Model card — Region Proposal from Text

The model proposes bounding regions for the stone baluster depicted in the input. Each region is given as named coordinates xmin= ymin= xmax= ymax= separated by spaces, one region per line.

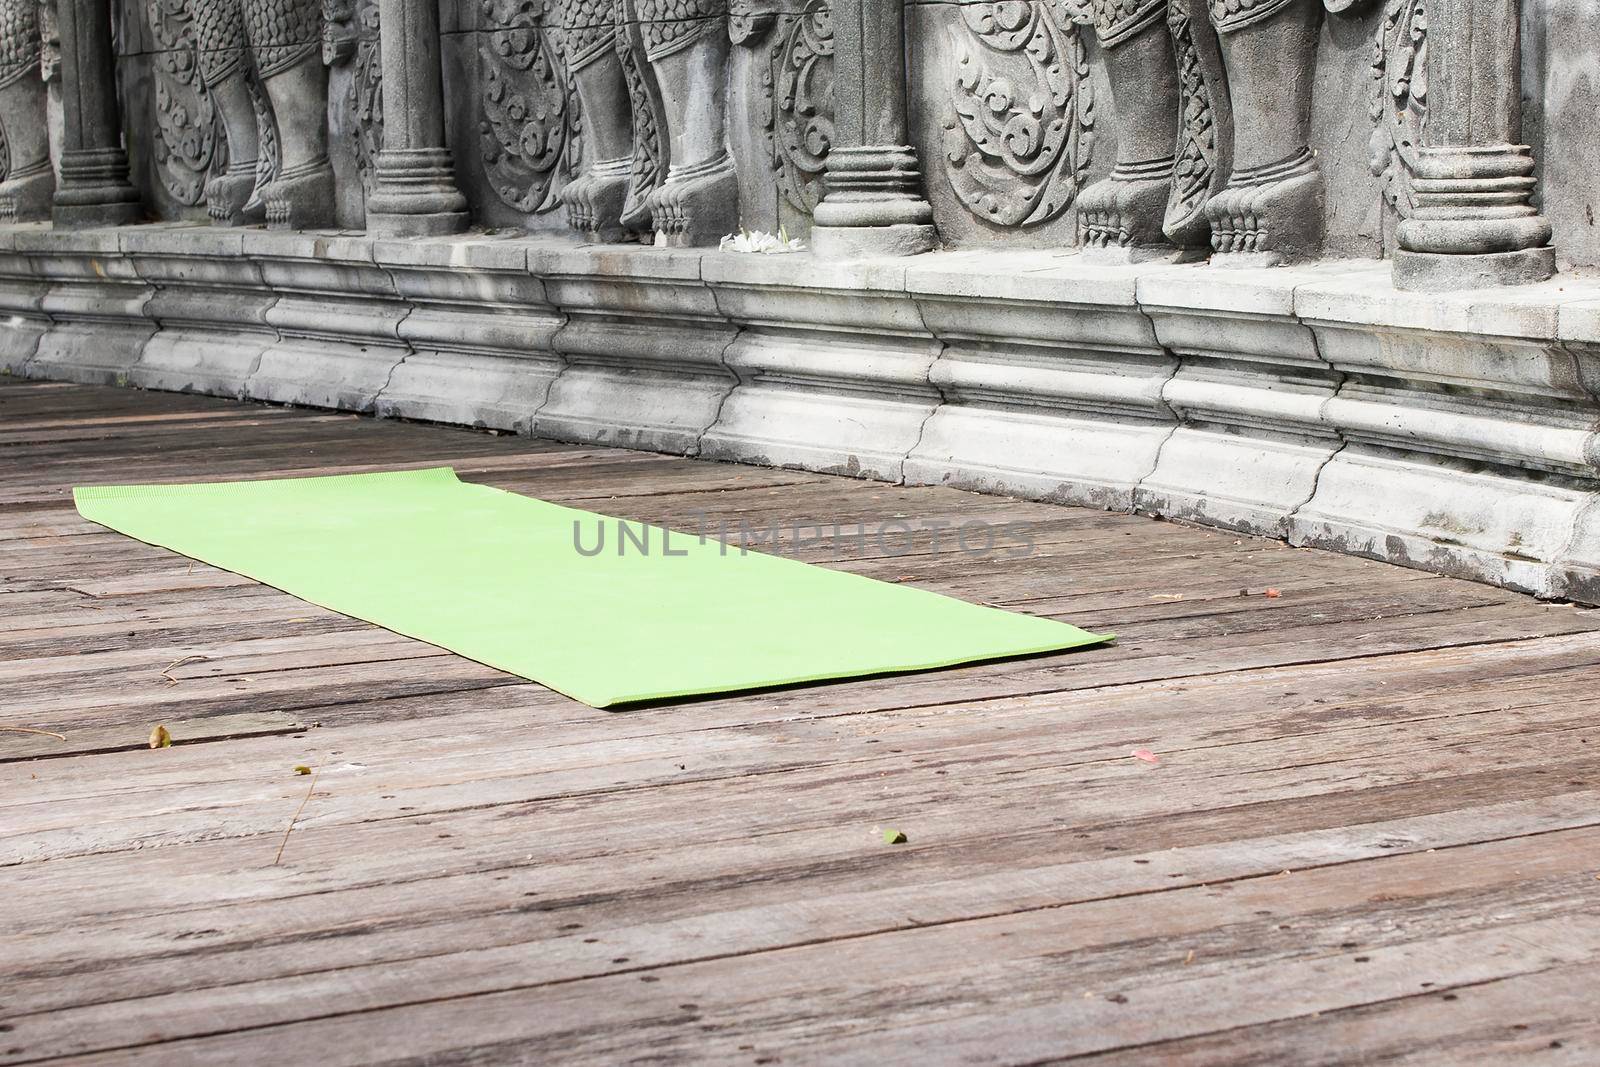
xmin=363 ymin=0 xmax=469 ymax=236
xmin=1393 ymin=0 xmax=1554 ymax=290
xmin=809 ymin=0 xmax=935 ymax=258
xmin=51 ymin=0 xmax=141 ymax=228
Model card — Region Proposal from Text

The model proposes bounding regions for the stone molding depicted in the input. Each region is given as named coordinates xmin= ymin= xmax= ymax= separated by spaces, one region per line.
xmin=7 ymin=222 xmax=1600 ymax=603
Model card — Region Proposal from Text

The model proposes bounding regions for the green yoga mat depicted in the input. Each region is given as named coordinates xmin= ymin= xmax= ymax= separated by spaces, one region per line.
xmin=74 ymin=468 xmax=1113 ymax=707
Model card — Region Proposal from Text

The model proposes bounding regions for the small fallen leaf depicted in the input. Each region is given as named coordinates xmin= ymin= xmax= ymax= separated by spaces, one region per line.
xmin=149 ymin=724 xmax=172 ymax=749
xmin=1131 ymin=748 xmax=1160 ymax=764
xmin=293 ymin=764 xmax=312 ymax=776
xmin=1183 ymin=950 xmax=1195 ymax=965
xmin=1265 ymin=588 xmax=1282 ymax=599
xmin=882 ymin=828 xmax=908 ymax=845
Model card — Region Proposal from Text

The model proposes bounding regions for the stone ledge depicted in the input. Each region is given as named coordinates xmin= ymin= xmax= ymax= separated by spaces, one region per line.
xmin=6 ymin=222 xmax=1600 ymax=603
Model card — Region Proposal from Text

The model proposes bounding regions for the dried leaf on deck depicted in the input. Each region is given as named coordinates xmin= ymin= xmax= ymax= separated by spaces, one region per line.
xmin=882 ymin=828 xmax=908 ymax=845
xmin=1131 ymin=748 xmax=1160 ymax=764
xmin=149 ymin=724 xmax=172 ymax=749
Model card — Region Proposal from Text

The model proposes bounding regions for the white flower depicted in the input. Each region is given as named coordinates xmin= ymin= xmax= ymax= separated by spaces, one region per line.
xmin=719 ymin=227 xmax=807 ymax=254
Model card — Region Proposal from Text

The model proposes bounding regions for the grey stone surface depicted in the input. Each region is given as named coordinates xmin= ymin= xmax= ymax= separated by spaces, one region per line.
xmin=11 ymin=227 xmax=1600 ymax=604
xmin=124 ymin=226 xmax=277 ymax=396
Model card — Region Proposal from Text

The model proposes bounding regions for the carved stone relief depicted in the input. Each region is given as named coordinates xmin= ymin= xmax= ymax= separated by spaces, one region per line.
xmin=732 ymin=0 xmax=834 ymax=216
xmin=325 ymin=0 xmax=383 ymax=191
xmin=0 ymin=0 xmax=55 ymax=221
xmin=187 ymin=0 xmax=336 ymax=228
xmin=940 ymin=0 xmax=1096 ymax=229
xmin=146 ymin=0 xmax=219 ymax=206
xmin=1369 ymin=0 xmax=1424 ymax=218
xmin=1202 ymin=0 xmax=1328 ymax=263
xmin=1077 ymin=0 xmax=1208 ymax=258
xmin=549 ymin=0 xmax=736 ymax=244
xmin=1163 ymin=0 xmax=1230 ymax=245
xmin=481 ymin=0 xmax=578 ymax=215
xmin=631 ymin=0 xmax=740 ymax=244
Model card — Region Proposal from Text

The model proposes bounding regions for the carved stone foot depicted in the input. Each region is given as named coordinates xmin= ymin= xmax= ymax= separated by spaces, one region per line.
xmin=0 ymin=163 xmax=54 ymax=223
xmin=561 ymin=158 xmax=634 ymax=242
xmin=648 ymin=151 xmax=740 ymax=248
xmin=262 ymin=159 xmax=337 ymax=230
xmin=1078 ymin=158 xmax=1195 ymax=263
xmin=1206 ymin=148 xmax=1325 ymax=266
xmin=205 ymin=165 xmax=266 ymax=226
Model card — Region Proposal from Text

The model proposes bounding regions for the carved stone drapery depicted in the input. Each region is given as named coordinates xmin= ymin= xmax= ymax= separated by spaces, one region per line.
xmin=0 ymin=0 xmax=55 ymax=221
xmin=1393 ymin=0 xmax=1554 ymax=289
xmin=731 ymin=0 xmax=835 ymax=216
xmin=1078 ymin=0 xmax=1227 ymax=260
xmin=363 ymin=0 xmax=469 ymax=235
xmin=940 ymin=1 xmax=1095 ymax=231
xmin=1165 ymin=0 xmax=1230 ymax=244
xmin=480 ymin=0 xmax=578 ymax=217
xmin=52 ymin=0 xmax=143 ymax=227
xmin=812 ymin=0 xmax=935 ymax=257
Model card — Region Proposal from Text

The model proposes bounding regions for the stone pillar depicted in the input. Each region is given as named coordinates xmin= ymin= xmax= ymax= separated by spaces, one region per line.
xmin=1393 ymin=0 xmax=1554 ymax=290
xmin=51 ymin=0 xmax=141 ymax=228
xmin=363 ymin=0 xmax=468 ymax=236
xmin=810 ymin=0 xmax=935 ymax=258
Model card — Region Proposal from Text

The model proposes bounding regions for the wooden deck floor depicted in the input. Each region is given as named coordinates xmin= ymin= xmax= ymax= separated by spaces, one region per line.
xmin=5 ymin=377 xmax=1600 ymax=1065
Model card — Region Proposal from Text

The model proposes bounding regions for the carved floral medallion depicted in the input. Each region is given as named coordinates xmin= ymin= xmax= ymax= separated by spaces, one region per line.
xmin=942 ymin=0 xmax=1096 ymax=228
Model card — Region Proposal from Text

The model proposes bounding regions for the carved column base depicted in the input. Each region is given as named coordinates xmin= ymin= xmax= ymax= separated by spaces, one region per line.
xmin=648 ymin=150 xmax=740 ymax=248
xmin=1206 ymin=148 xmax=1325 ymax=267
xmin=364 ymin=149 xmax=468 ymax=236
xmin=52 ymin=148 xmax=142 ymax=229
xmin=811 ymin=145 xmax=936 ymax=258
xmin=562 ymin=157 xmax=635 ymax=243
xmin=1392 ymin=247 xmax=1557 ymax=292
xmin=1394 ymin=144 xmax=1555 ymax=291
xmin=0 ymin=161 xmax=55 ymax=223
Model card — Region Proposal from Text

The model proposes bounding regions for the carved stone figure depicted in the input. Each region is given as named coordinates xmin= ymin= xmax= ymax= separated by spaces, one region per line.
xmin=1080 ymin=1 xmax=1171 ymax=254
xmin=549 ymin=0 xmax=736 ymax=245
xmin=0 ymin=0 xmax=54 ymax=221
xmin=630 ymin=0 xmax=740 ymax=245
xmin=191 ymin=0 xmax=334 ymax=228
xmin=548 ymin=0 xmax=636 ymax=237
xmin=1203 ymin=0 xmax=1328 ymax=264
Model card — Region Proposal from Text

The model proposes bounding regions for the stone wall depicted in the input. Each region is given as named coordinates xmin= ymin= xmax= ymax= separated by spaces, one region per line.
xmin=6 ymin=0 xmax=1600 ymax=605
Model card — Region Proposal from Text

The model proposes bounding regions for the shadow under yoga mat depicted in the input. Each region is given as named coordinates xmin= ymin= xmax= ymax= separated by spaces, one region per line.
xmin=74 ymin=468 xmax=1114 ymax=707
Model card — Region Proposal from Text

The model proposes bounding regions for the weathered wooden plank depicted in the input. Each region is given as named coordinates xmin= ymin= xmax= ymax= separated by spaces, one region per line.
xmin=12 ymin=831 xmax=1600 ymax=1064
